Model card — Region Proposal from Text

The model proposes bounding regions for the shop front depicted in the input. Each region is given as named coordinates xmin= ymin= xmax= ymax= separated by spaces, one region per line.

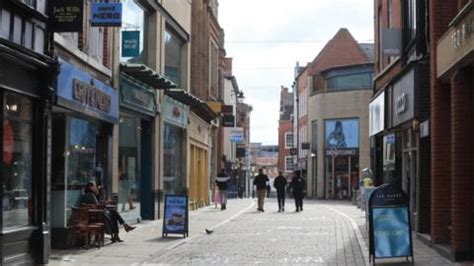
xmin=1 ymin=51 xmax=52 ymax=264
xmin=388 ymin=67 xmax=419 ymax=227
xmin=50 ymin=59 xmax=119 ymax=248
xmin=324 ymin=118 xmax=359 ymax=199
xmin=434 ymin=3 xmax=474 ymax=259
xmin=188 ymin=112 xmax=210 ymax=207
xmin=119 ymin=75 xmax=156 ymax=221
xmin=162 ymin=96 xmax=188 ymax=197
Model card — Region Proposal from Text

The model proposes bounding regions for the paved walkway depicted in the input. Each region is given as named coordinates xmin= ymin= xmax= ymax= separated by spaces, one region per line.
xmin=48 ymin=199 xmax=255 ymax=265
xmin=48 ymin=198 xmax=456 ymax=265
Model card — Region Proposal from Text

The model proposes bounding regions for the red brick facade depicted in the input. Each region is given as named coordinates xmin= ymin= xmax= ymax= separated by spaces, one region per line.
xmin=278 ymin=121 xmax=293 ymax=173
xmin=429 ymin=0 xmax=473 ymax=261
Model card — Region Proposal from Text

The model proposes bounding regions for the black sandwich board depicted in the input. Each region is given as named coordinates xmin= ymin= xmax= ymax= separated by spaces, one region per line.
xmin=368 ymin=184 xmax=414 ymax=264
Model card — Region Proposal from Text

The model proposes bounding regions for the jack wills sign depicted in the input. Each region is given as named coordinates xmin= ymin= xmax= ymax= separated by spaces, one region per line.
xmin=56 ymin=58 xmax=119 ymax=124
xmin=51 ymin=0 xmax=84 ymax=32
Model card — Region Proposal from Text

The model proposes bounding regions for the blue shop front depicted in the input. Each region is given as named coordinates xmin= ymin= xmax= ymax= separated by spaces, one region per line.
xmin=50 ymin=58 xmax=119 ymax=248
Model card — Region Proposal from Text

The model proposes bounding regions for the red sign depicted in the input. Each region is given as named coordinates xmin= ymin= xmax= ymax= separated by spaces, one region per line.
xmin=3 ymin=121 xmax=15 ymax=165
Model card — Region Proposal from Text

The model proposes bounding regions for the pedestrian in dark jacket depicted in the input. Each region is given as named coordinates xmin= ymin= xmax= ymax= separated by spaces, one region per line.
xmin=273 ymin=171 xmax=288 ymax=212
xmin=290 ymin=171 xmax=306 ymax=212
xmin=215 ymin=169 xmax=230 ymax=210
xmin=253 ymin=168 xmax=269 ymax=212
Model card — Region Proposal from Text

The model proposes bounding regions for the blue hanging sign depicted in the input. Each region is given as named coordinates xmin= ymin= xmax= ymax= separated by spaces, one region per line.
xmin=162 ymin=195 xmax=189 ymax=237
xmin=91 ymin=3 xmax=122 ymax=27
xmin=122 ymin=31 xmax=140 ymax=57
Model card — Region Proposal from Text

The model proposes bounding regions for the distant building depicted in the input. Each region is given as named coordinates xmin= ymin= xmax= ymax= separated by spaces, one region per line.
xmin=304 ymin=28 xmax=374 ymax=199
xmin=277 ymin=86 xmax=295 ymax=178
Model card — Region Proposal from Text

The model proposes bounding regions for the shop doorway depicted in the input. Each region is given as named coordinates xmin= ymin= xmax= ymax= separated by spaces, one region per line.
xmin=140 ymin=119 xmax=153 ymax=219
xmin=402 ymin=128 xmax=417 ymax=229
xmin=325 ymin=155 xmax=359 ymax=199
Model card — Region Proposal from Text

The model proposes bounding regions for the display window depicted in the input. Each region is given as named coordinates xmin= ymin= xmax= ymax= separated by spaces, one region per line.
xmin=163 ymin=123 xmax=184 ymax=195
xmin=2 ymin=92 xmax=33 ymax=229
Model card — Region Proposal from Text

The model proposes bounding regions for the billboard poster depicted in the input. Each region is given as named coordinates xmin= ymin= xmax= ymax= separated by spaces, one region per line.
xmin=162 ymin=195 xmax=188 ymax=237
xmin=325 ymin=118 xmax=359 ymax=149
xmin=372 ymin=207 xmax=411 ymax=257
xmin=91 ymin=3 xmax=122 ymax=27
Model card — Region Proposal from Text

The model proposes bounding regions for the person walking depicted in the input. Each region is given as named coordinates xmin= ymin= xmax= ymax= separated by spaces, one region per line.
xmin=273 ymin=171 xmax=288 ymax=212
xmin=215 ymin=169 xmax=230 ymax=210
xmin=290 ymin=170 xmax=306 ymax=212
xmin=253 ymin=168 xmax=269 ymax=212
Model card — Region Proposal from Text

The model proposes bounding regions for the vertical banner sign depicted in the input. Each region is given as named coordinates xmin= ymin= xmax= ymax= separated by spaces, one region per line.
xmin=162 ymin=195 xmax=189 ymax=237
xmin=122 ymin=31 xmax=140 ymax=57
xmin=50 ymin=0 xmax=84 ymax=32
xmin=368 ymin=184 xmax=413 ymax=263
xmin=91 ymin=3 xmax=122 ymax=27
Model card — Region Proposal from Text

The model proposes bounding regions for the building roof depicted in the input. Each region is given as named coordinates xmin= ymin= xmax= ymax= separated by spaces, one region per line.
xmin=358 ymin=43 xmax=375 ymax=62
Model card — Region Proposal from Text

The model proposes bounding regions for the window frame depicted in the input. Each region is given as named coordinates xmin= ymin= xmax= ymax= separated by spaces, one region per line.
xmin=284 ymin=156 xmax=294 ymax=173
xmin=164 ymin=27 xmax=186 ymax=88
xmin=285 ymin=132 xmax=294 ymax=149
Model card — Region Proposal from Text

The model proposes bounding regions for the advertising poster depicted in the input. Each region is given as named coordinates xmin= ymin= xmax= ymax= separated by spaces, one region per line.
xmin=372 ymin=207 xmax=411 ymax=258
xmin=163 ymin=195 xmax=188 ymax=237
xmin=325 ymin=118 xmax=359 ymax=149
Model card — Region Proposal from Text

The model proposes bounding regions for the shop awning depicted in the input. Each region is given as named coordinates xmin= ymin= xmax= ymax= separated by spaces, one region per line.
xmin=120 ymin=63 xmax=177 ymax=89
xmin=165 ymin=89 xmax=218 ymax=123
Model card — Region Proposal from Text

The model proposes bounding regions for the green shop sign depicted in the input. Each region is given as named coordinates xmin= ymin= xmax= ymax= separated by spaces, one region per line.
xmin=120 ymin=75 xmax=156 ymax=116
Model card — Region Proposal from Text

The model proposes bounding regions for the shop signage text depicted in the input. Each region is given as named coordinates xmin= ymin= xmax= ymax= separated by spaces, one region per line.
xmin=223 ymin=115 xmax=235 ymax=127
xmin=437 ymin=7 xmax=474 ymax=78
xmin=50 ymin=0 xmax=84 ymax=32
xmin=73 ymin=79 xmax=111 ymax=113
xmin=325 ymin=148 xmax=358 ymax=157
xmin=162 ymin=195 xmax=188 ymax=238
xmin=120 ymin=76 xmax=156 ymax=116
xmin=91 ymin=3 xmax=122 ymax=27
xmin=56 ymin=58 xmax=119 ymax=124
xmin=122 ymin=31 xmax=140 ymax=57
xmin=395 ymin=92 xmax=407 ymax=115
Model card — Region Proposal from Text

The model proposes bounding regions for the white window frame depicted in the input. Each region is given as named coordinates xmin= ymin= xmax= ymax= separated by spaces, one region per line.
xmin=284 ymin=156 xmax=294 ymax=172
xmin=285 ymin=132 xmax=293 ymax=149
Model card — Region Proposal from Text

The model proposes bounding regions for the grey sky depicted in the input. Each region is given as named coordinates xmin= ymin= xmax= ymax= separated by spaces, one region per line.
xmin=219 ymin=0 xmax=374 ymax=145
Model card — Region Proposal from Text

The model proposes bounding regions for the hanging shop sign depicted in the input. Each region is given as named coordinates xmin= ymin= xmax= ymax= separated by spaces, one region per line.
xmin=122 ymin=31 xmax=140 ymax=57
xmin=420 ymin=120 xmax=429 ymax=138
xmin=120 ymin=75 xmax=155 ymax=116
xmin=369 ymin=91 xmax=385 ymax=136
xmin=223 ymin=115 xmax=235 ymax=127
xmin=382 ymin=28 xmax=401 ymax=56
xmin=368 ymin=184 xmax=413 ymax=263
xmin=50 ymin=0 xmax=84 ymax=32
xmin=162 ymin=195 xmax=188 ymax=238
xmin=229 ymin=127 xmax=244 ymax=143
xmin=91 ymin=3 xmax=122 ymax=27
xmin=301 ymin=142 xmax=310 ymax=150
xmin=56 ymin=58 xmax=119 ymax=124
xmin=163 ymin=96 xmax=188 ymax=128
xmin=222 ymin=105 xmax=233 ymax=114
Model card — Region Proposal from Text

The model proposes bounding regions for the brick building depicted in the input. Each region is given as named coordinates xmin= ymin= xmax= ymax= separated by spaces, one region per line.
xmin=371 ymin=0 xmax=431 ymax=238
xmin=429 ymin=0 xmax=473 ymax=261
xmin=305 ymin=28 xmax=373 ymax=199
xmin=278 ymin=86 xmax=295 ymax=176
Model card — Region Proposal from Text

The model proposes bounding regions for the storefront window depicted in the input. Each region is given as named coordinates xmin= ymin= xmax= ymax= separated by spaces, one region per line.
xmin=2 ymin=93 xmax=33 ymax=229
xmin=119 ymin=116 xmax=141 ymax=212
xmin=165 ymin=30 xmax=183 ymax=87
xmin=163 ymin=123 xmax=183 ymax=195
xmin=121 ymin=2 xmax=145 ymax=63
